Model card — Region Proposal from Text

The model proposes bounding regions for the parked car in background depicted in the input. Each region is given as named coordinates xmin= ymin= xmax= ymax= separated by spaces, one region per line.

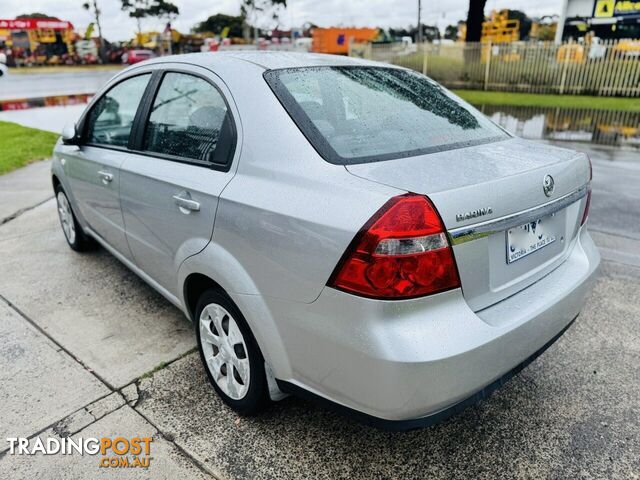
xmin=121 ymin=49 xmax=156 ymax=65
xmin=52 ymin=52 xmax=599 ymax=430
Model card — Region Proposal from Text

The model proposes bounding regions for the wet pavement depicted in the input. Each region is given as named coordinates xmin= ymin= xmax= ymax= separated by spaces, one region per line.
xmin=0 ymin=70 xmax=117 ymax=101
xmin=481 ymin=104 xmax=640 ymax=149
xmin=0 ymin=104 xmax=87 ymax=134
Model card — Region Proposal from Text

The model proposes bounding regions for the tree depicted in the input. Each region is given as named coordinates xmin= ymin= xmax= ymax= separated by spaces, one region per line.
xmin=240 ymin=0 xmax=287 ymax=40
xmin=82 ymin=0 xmax=105 ymax=62
xmin=193 ymin=14 xmax=245 ymax=38
xmin=465 ymin=0 xmax=487 ymax=42
xmin=444 ymin=24 xmax=459 ymax=41
xmin=16 ymin=13 xmax=60 ymax=19
xmin=121 ymin=0 xmax=179 ymax=34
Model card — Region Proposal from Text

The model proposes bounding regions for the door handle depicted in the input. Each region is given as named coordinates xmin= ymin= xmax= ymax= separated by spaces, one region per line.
xmin=98 ymin=170 xmax=113 ymax=184
xmin=173 ymin=193 xmax=200 ymax=213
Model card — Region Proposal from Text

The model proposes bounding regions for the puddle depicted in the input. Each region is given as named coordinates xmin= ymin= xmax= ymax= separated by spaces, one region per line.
xmin=476 ymin=105 xmax=640 ymax=149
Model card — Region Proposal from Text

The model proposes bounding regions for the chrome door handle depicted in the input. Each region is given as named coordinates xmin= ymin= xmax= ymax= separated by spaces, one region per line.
xmin=173 ymin=193 xmax=200 ymax=213
xmin=98 ymin=171 xmax=113 ymax=184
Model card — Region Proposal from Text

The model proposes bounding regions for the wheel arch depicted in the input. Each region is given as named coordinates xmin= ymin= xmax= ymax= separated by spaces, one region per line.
xmin=183 ymin=273 xmax=226 ymax=322
xmin=178 ymin=248 xmax=293 ymax=380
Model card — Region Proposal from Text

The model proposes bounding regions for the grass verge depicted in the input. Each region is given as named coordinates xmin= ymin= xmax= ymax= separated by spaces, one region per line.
xmin=0 ymin=121 xmax=58 ymax=175
xmin=452 ymin=90 xmax=640 ymax=112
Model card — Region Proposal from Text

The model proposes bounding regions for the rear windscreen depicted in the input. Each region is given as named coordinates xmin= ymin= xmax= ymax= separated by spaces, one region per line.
xmin=264 ymin=66 xmax=509 ymax=165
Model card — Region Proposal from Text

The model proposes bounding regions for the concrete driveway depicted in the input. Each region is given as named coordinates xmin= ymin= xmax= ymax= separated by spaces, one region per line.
xmin=0 ymin=144 xmax=638 ymax=479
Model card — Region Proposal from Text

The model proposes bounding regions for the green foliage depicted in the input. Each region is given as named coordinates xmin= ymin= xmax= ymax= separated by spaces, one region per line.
xmin=15 ymin=13 xmax=59 ymax=19
xmin=453 ymin=90 xmax=640 ymax=111
xmin=444 ymin=25 xmax=459 ymax=41
xmin=193 ymin=14 xmax=245 ymax=37
xmin=121 ymin=0 xmax=179 ymax=25
xmin=0 ymin=122 xmax=59 ymax=175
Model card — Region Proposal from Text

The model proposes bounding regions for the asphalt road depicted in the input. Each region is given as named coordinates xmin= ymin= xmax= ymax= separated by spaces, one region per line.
xmin=0 ymin=70 xmax=117 ymax=100
xmin=0 ymin=142 xmax=638 ymax=479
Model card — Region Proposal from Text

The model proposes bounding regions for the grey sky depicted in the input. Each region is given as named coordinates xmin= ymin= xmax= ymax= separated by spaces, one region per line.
xmin=2 ymin=0 xmax=567 ymax=41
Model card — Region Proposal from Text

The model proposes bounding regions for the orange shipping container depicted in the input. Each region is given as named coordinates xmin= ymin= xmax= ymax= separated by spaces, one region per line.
xmin=312 ymin=27 xmax=378 ymax=55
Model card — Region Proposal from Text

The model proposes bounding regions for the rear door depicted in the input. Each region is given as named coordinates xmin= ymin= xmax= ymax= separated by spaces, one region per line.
xmin=62 ymin=73 xmax=151 ymax=259
xmin=119 ymin=67 xmax=238 ymax=296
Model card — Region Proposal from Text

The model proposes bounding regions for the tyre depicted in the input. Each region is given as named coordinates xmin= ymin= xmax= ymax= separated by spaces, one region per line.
xmin=55 ymin=185 xmax=95 ymax=251
xmin=195 ymin=289 xmax=269 ymax=415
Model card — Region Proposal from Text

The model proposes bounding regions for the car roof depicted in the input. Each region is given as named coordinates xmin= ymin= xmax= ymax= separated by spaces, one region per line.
xmin=141 ymin=51 xmax=392 ymax=71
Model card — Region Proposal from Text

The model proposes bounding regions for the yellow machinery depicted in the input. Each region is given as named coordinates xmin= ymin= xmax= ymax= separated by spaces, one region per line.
xmin=556 ymin=43 xmax=585 ymax=63
xmin=459 ymin=10 xmax=520 ymax=43
xmin=481 ymin=10 xmax=520 ymax=43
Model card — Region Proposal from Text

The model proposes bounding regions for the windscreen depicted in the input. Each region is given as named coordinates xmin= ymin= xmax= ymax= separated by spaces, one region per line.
xmin=264 ymin=66 xmax=509 ymax=165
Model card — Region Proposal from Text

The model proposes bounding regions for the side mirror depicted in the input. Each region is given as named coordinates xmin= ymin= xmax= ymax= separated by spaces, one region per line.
xmin=61 ymin=123 xmax=78 ymax=145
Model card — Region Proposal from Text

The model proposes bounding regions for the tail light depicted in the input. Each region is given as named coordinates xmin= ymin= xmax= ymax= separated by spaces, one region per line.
xmin=328 ymin=193 xmax=460 ymax=300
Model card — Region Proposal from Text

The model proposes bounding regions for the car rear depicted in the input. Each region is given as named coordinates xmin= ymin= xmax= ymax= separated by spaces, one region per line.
xmin=42 ymin=51 xmax=601 ymax=429
xmin=226 ymin=59 xmax=601 ymax=428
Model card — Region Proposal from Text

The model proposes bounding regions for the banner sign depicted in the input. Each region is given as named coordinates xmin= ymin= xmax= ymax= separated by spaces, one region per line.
xmin=0 ymin=19 xmax=74 ymax=30
xmin=594 ymin=0 xmax=640 ymax=17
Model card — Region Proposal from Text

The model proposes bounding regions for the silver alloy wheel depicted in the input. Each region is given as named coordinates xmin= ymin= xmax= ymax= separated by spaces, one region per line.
xmin=56 ymin=191 xmax=76 ymax=245
xmin=199 ymin=303 xmax=250 ymax=400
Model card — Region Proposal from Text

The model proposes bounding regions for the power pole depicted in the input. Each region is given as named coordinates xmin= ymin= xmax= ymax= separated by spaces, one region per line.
xmin=417 ymin=0 xmax=422 ymax=44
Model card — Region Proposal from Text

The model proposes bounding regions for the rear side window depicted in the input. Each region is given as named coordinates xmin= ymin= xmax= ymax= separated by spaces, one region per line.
xmin=85 ymin=74 xmax=150 ymax=147
xmin=143 ymin=72 xmax=230 ymax=163
xmin=264 ymin=67 xmax=508 ymax=165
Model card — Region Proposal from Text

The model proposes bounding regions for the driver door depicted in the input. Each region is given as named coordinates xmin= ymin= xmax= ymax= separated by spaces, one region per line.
xmin=61 ymin=73 xmax=151 ymax=259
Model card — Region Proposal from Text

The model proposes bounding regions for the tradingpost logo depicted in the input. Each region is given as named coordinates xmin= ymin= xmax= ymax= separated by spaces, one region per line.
xmin=6 ymin=436 xmax=153 ymax=468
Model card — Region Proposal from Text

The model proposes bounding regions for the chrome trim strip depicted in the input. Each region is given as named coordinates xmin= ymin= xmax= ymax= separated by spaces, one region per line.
xmin=448 ymin=185 xmax=588 ymax=245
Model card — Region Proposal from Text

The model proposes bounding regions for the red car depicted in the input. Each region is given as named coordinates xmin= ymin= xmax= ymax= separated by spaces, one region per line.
xmin=122 ymin=49 xmax=156 ymax=65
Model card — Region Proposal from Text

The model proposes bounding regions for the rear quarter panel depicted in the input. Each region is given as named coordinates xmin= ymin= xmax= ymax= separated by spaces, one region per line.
xmin=186 ymin=59 xmax=402 ymax=303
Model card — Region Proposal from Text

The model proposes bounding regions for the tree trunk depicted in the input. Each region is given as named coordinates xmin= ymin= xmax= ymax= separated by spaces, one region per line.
xmin=465 ymin=0 xmax=487 ymax=42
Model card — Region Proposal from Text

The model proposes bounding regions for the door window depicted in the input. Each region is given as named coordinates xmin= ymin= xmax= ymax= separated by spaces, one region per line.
xmin=143 ymin=72 xmax=230 ymax=163
xmin=85 ymin=74 xmax=150 ymax=147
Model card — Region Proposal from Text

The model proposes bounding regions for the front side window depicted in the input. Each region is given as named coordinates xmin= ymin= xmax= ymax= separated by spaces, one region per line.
xmin=264 ymin=67 xmax=509 ymax=164
xmin=144 ymin=72 xmax=230 ymax=162
xmin=85 ymin=74 xmax=150 ymax=147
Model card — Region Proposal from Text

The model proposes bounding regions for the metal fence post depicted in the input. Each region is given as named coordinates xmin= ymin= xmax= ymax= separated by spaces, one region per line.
xmin=484 ymin=41 xmax=492 ymax=91
xmin=559 ymin=40 xmax=569 ymax=95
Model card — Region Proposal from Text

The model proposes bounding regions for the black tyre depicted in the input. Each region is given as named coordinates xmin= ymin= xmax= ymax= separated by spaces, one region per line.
xmin=195 ymin=289 xmax=269 ymax=415
xmin=55 ymin=184 xmax=95 ymax=252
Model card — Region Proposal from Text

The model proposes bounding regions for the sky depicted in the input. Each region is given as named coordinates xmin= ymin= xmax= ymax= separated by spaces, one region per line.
xmin=1 ymin=0 xmax=568 ymax=41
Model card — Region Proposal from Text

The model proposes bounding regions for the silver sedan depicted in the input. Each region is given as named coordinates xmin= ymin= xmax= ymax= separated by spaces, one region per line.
xmin=51 ymin=52 xmax=599 ymax=430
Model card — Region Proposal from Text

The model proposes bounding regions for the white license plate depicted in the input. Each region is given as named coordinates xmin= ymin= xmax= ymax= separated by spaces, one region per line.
xmin=506 ymin=216 xmax=556 ymax=264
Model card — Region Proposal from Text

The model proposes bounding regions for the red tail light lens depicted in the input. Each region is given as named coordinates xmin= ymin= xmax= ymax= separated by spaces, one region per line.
xmin=328 ymin=194 xmax=461 ymax=299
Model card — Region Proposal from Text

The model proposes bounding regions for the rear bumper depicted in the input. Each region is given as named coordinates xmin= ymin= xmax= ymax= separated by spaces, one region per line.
xmin=277 ymin=316 xmax=577 ymax=431
xmin=250 ymin=227 xmax=600 ymax=428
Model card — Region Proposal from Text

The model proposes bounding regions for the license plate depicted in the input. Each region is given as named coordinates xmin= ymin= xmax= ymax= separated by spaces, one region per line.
xmin=506 ymin=216 xmax=556 ymax=264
